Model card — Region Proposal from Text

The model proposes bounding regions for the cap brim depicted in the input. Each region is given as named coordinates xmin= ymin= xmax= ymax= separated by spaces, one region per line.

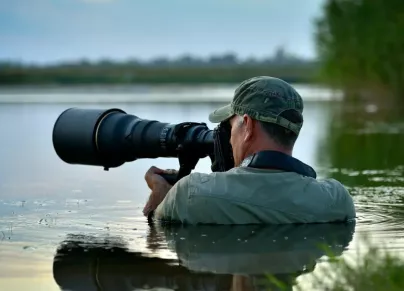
xmin=208 ymin=104 xmax=234 ymax=123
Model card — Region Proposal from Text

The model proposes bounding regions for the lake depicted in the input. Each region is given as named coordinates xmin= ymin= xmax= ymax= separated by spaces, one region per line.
xmin=1 ymin=84 xmax=404 ymax=290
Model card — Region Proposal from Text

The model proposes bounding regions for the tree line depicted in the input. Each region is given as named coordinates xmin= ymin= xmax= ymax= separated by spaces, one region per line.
xmin=0 ymin=48 xmax=318 ymax=85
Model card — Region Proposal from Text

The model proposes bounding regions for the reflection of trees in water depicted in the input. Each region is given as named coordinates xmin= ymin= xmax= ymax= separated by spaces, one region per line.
xmin=317 ymin=101 xmax=404 ymax=187
xmin=52 ymin=222 xmax=355 ymax=291
xmin=317 ymin=102 xmax=404 ymax=223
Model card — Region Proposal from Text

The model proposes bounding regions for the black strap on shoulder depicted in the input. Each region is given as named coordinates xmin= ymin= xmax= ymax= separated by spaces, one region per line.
xmin=241 ymin=150 xmax=317 ymax=179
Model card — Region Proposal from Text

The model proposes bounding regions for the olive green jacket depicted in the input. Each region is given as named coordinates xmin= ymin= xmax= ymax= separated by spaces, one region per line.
xmin=154 ymin=167 xmax=356 ymax=224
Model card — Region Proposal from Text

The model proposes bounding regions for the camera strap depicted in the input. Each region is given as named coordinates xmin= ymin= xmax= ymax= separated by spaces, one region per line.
xmin=240 ymin=150 xmax=317 ymax=178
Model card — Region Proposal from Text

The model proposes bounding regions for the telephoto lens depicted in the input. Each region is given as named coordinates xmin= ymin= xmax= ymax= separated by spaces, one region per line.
xmin=52 ymin=107 xmax=214 ymax=170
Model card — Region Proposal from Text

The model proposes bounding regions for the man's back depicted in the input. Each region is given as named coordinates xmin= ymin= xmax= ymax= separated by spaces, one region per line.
xmin=154 ymin=167 xmax=356 ymax=224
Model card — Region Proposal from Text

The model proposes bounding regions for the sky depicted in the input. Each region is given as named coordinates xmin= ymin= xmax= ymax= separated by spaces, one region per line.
xmin=0 ymin=0 xmax=326 ymax=64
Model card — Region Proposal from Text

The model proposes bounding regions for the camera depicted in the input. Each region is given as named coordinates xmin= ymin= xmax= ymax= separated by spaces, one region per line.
xmin=52 ymin=108 xmax=234 ymax=184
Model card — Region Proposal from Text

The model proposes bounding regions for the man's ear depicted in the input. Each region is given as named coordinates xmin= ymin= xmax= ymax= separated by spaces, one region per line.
xmin=243 ymin=114 xmax=254 ymax=141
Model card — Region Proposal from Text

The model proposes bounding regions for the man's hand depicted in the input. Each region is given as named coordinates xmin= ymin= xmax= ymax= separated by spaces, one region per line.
xmin=142 ymin=166 xmax=176 ymax=217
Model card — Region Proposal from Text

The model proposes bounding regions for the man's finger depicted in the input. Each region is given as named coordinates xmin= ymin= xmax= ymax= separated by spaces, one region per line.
xmin=145 ymin=166 xmax=161 ymax=181
xmin=146 ymin=166 xmax=166 ymax=176
xmin=143 ymin=204 xmax=151 ymax=216
xmin=164 ymin=169 xmax=177 ymax=174
xmin=151 ymin=166 xmax=165 ymax=173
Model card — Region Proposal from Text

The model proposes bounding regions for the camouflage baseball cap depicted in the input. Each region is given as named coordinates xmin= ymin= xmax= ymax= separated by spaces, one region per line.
xmin=208 ymin=76 xmax=304 ymax=135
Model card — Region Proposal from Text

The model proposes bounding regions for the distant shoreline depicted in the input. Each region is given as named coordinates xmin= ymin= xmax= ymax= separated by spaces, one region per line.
xmin=0 ymin=62 xmax=318 ymax=86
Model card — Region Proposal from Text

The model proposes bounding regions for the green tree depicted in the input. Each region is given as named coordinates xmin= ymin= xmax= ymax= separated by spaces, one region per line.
xmin=315 ymin=0 xmax=404 ymax=102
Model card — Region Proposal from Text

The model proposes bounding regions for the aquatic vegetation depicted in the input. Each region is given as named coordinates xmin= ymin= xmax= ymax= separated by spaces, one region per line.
xmin=266 ymin=235 xmax=404 ymax=291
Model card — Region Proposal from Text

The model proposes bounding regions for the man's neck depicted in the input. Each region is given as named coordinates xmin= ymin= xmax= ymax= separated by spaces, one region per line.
xmin=244 ymin=145 xmax=292 ymax=160
xmin=240 ymin=150 xmax=317 ymax=178
xmin=240 ymin=142 xmax=293 ymax=169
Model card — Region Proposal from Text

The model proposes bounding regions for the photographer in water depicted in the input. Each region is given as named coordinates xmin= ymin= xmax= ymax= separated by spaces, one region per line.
xmin=143 ymin=76 xmax=356 ymax=224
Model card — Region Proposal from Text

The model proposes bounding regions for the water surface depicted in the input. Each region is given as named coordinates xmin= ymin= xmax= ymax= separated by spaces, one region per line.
xmin=1 ymin=85 xmax=404 ymax=290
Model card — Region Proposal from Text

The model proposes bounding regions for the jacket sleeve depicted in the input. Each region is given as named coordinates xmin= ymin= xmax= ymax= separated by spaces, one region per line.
xmin=154 ymin=174 xmax=192 ymax=223
xmin=153 ymin=172 xmax=237 ymax=224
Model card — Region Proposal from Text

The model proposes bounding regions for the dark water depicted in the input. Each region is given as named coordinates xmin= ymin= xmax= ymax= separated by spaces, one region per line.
xmin=1 ymin=92 xmax=404 ymax=290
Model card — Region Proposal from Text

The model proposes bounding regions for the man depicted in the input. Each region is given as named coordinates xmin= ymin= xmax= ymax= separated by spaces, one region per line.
xmin=142 ymin=76 xmax=356 ymax=224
